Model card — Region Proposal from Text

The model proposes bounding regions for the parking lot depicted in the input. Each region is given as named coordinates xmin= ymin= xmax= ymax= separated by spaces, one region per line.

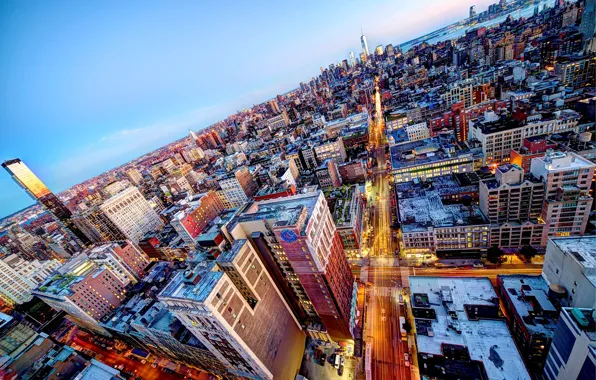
xmin=299 ymin=339 xmax=356 ymax=380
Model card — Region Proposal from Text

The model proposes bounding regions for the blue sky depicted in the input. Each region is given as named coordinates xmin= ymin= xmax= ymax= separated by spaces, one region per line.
xmin=0 ymin=0 xmax=493 ymax=218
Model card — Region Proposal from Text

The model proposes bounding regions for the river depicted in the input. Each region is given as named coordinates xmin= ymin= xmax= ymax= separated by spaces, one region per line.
xmin=400 ymin=0 xmax=554 ymax=52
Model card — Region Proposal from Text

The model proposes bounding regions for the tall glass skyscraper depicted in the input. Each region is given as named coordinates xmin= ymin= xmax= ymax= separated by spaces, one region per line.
xmin=2 ymin=158 xmax=90 ymax=246
xmin=360 ymin=30 xmax=369 ymax=56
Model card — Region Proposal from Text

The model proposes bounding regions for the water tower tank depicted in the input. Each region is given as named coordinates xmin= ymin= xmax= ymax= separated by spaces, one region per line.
xmin=579 ymin=131 xmax=592 ymax=143
xmin=548 ymin=283 xmax=567 ymax=299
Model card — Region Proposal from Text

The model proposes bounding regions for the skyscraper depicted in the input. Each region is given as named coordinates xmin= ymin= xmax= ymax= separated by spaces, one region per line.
xmin=579 ymin=0 xmax=595 ymax=53
xmin=360 ymin=30 xmax=369 ymax=56
xmin=470 ymin=5 xmax=477 ymax=18
xmin=349 ymin=51 xmax=356 ymax=67
xmin=2 ymin=158 xmax=90 ymax=246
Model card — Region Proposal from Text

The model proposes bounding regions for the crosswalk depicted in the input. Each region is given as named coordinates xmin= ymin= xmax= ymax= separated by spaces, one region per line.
xmin=374 ymin=286 xmax=397 ymax=297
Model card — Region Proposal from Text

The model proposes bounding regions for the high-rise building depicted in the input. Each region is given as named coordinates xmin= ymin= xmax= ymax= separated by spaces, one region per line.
xmin=218 ymin=166 xmax=258 ymax=208
xmin=33 ymin=254 xmax=127 ymax=334
xmin=99 ymin=186 xmax=164 ymax=243
xmin=360 ymin=30 xmax=369 ymax=56
xmin=158 ymin=240 xmax=305 ymax=380
xmin=349 ymin=51 xmax=356 ymax=67
xmin=579 ymin=0 xmax=595 ymax=52
xmin=543 ymin=307 xmax=596 ymax=380
xmin=72 ymin=205 xmax=127 ymax=243
xmin=86 ymin=241 xmax=149 ymax=285
xmin=2 ymin=158 xmax=90 ymax=246
xmin=479 ymin=164 xmax=546 ymax=247
xmin=225 ymin=191 xmax=356 ymax=342
xmin=530 ymin=152 xmax=595 ymax=239
xmin=470 ymin=5 xmax=477 ymax=18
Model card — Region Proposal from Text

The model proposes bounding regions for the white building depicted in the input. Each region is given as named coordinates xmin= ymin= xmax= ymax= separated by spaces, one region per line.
xmin=531 ymin=152 xmax=595 ymax=240
xmin=469 ymin=110 xmax=580 ymax=165
xmin=0 ymin=255 xmax=61 ymax=305
xmin=314 ymin=137 xmax=347 ymax=164
xmin=542 ymin=237 xmax=596 ymax=310
xmin=125 ymin=168 xmax=143 ymax=186
xmin=102 ymin=180 xmax=130 ymax=198
xmin=100 ymin=186 xmax=164 ymax=243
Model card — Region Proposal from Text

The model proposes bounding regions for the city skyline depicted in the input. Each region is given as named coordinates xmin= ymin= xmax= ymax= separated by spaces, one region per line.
xmin=0 ymin=0 xmax=499 ymax=218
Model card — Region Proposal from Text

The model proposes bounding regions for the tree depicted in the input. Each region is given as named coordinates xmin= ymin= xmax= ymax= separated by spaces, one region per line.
xmin=520 ymin=245 xmax=538 ymax=262
xmin=486 ymin=245 xmax=505 ymax=265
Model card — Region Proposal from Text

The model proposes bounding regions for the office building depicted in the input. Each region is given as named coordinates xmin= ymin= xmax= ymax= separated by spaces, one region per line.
xmin=0 ymin=254 xmax=61 ymax=305
xmin=315 ymin=159 xmax=342 ymax=188
xmin=33 ymin=254 xmax=127 ymax=334
xmin=99 ymin=186 xmax=164 ymax=243
xmin=410 ymin=276 xmax=530 ymax=380
xmin=158 ymin=240 xmax=305 ymax=380
xmin=543 ymin=307 xmax=596 ymax=380
xmin=72 ymin=205 xmax=127 ymax=244
xmin=360 ymin=30 xmax=369 ymax=56
xmin=470 ymin=5 xmax=477 ymax=18
xmin=530 ymin=152 xmax=595 ymax=239
xmin=101 ymin=180 xmax=130 ymax=198
xmin=218 ymin=166 xmax=258 ymax=208
xmin=2 ymin=158 xmax=90 ymax=246
xmin=389 ymin=135 xmax=482 ymax=183
xmin=100 ymin=262 xmax=229 ymax=377
xmin=86 ymin=241 xmax=149 ymax=285
xmin=170 ymin=191 xmax=225 ymax=247
xmin=226 ymin=191 xmax=356 ymax=342
xmin=497 ymin=275 xmax=559 ymax=372
xmin=469 ymin=110 xmax=580 ymax=165
xmin=554 ymin=55 xmax=596 ymax=89
xmin=542 ymin=236 xmax=596 ymax=309
xmin=313 ymin=137 xmax=347 ymax=164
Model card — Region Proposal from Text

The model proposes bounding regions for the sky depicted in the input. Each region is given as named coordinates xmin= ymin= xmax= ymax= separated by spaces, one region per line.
xmin=0 ymin=0 xmax=496 ymax=218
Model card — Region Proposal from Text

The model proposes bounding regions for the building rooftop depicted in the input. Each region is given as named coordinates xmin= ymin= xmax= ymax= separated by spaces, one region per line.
xmin=389 ymin=135 xmax=479 ymax=171
xmin=551 ymin=237 xmax=596 ymax=287
xmin=229 ymin=191 xmax=321 ymax=236
xmin=398 ymin=190 xmax=488 ymax=232
xmin=562 ymin=307 xmax=596 ymax=342
xmin=498 ymin=275 xmax=558 ymax=337
xmin=35 ymin=255 xmax=98 ymax=297
xmin=327 ymin=185 xmax=359 ymax=227
xmin=396 ymin=174 xmax=478 ymax=199
xmin=410 ymin=276 xmax=530 ymax=380
xmin=471 ymin=110 xmax=580 ymax=135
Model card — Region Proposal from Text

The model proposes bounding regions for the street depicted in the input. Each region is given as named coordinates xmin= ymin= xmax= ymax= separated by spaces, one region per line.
xmin=365 ymin=77 xmax=410 ymax=380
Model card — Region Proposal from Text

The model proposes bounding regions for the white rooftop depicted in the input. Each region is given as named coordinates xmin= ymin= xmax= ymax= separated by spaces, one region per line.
xmin=410 ymin=276 xmax=530 ymax=380
xmin=552 ymin=236 xmax=596 ymax=287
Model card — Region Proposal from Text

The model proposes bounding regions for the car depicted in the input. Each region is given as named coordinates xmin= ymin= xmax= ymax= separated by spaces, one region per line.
xmin=340 ymin=356 xmax=345 ymax=366
xmin=141 ymin=359 xmax=146 ymax=364
xmin=405 ymin=360 xmax=410 ymax=367
xmin=473 ymin=262 xmax=484 ymax=268
xmin=320 ymin=353 xmax=327 ymax=366
xmin=151 ymin=363 xmax=158 ymax=368
xmin=314 ymin=349 xmax=322 ymax=361
xmin=404 ymin=353 xmax=409 ymax=361
xmin=334 ymin=354 xmax=340 ymax=369
xmin=338 ymin=364 xmax=344 ymax=376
